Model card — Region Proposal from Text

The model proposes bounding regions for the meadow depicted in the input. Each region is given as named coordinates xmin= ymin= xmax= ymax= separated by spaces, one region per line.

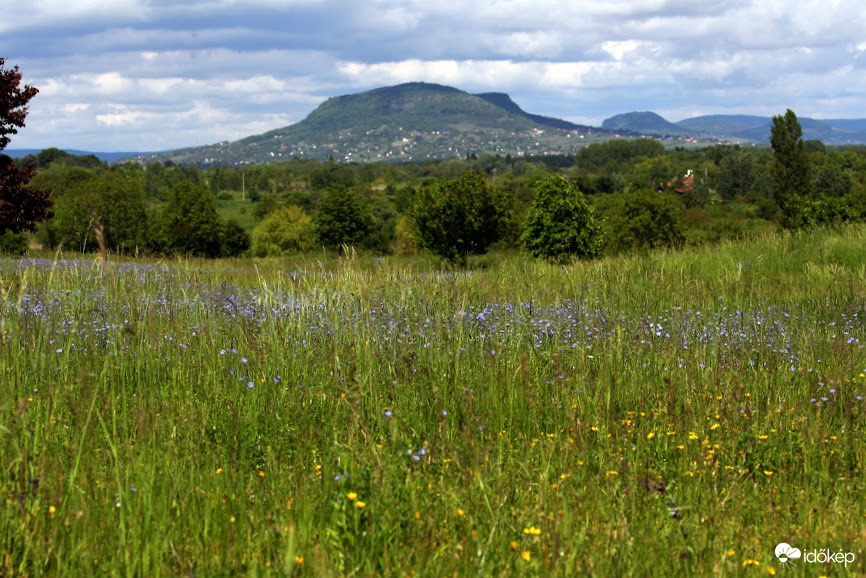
xmin=2 ymin=226 xmax=866 ymax=577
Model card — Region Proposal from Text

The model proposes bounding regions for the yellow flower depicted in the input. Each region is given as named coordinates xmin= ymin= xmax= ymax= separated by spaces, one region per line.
xmin=457 ymin=509 xmax=465 ymax=517
xmin=767 ymin=567 xmax=776 ymax=576
xmin=258 ymin=470 xmax=265 ymax=478
xmin=521 ymin=550 xmax=531 ymax=562
xmin=509 ymin=540 xmax=518 ymax=551
xmin=294 ymin=556 xmax=304 ymax=566
xmin=590 ymin=426 xmax=599 ymax=432
xmin=216 ymin=467 xmax=224 ymax=475
xmin=763 ymin=470 xmax=774 ymax=477
xmin=415 ymin=512 xmax=422 ymax=520
xmin=48 ymin=505 xmax=57 ymax=517
xmin=523 ymin=526 xmax=542 ymax=536
xmin=605 ymin=470 xmax=619 ymax=479
xmin=727 ymin=550 xmax=735 ymax=558
xmin=710 ymin=423 xmax=720 ymax=431
xmin=354 ymin=500 xmax=366 ymax=510
xmin=743 ymin=559 xmax=760 ymax=567
xmin=646 ymin=432 xmax=656 ymax=440
xmin=346 ymin=492 xmax=357 ymax=502
xmin=689 ymin=432 xmax=699 ymax=440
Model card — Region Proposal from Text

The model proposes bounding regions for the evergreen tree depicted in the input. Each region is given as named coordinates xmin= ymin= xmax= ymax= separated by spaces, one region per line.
xmin=770 ymin=109 xmax=812 ymax=228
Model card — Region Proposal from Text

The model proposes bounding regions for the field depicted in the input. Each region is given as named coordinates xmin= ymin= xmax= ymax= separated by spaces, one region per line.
xmin=2 ymin=226 xmax=866 ymax=576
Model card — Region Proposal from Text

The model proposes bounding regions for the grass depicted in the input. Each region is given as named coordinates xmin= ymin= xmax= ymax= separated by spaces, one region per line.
xmin=2 ymin=225 xmax=866 ymax=576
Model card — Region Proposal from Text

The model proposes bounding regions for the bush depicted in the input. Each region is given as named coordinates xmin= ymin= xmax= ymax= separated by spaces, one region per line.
xmin=251 ymin=205 xmax=316 ymax=257
xmin=521 ymin=174 xmax=603 ymax=262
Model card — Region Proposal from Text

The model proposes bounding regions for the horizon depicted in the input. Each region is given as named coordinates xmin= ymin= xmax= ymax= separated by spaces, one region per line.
xmin=3 ymin=1 xmax=865 ymax=152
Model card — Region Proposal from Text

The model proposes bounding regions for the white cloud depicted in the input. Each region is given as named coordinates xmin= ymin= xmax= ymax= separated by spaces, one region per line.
xmin=6 ymin=0 xmax=866 ymax=150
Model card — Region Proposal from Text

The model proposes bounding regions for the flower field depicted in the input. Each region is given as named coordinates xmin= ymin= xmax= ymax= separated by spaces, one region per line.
xmin=3 ymin=227 xmax=866 ymax=576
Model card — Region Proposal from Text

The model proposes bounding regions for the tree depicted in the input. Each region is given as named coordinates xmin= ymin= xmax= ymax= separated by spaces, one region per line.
xmin=521 ymin=174 xmax=603 ymax=262
xmin=314 ymin=185 xmax=373 ymax=250
xmin=607 ymin=190 xmax=685 ymax=253
xmin=0 ymin=58 xmax=51 ymax=234
xmin=411 ymin=171 xmax=508 ymax=263
xmin=156 ymin=182 xmax=223 ymax=257
xmin=770 ymin=109 xmax=812 ymax=228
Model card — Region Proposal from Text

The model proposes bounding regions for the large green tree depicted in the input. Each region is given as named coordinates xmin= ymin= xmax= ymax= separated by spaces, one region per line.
xmin=606 ymin=190 xmax=685 ymax=253
xmin=314 ymin=185 xmax=373 ymax=250
xmin=770 ymin=109 xmax=812 ymax=228
xmin=157 ymin=181 xmax=223 ymax=257
xmin=411 ymin=172 xmax=508 ymax=263
xmin=521 ymin=174 xmax=603 ymax=262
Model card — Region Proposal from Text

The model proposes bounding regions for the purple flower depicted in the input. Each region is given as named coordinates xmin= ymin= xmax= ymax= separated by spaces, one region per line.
xmin=384 ymin=410 xmax=393 ymax=418
xmin=247 ymin=382 xmax=254 ymax=389
xmin=241 ymin=357 xmax=248 ymax=364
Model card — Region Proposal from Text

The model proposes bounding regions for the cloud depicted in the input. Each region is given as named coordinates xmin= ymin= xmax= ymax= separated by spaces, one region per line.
xmin=4 ymin=0 xmax=866 ymax=150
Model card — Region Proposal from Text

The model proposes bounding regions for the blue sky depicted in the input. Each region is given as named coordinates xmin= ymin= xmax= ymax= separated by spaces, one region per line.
xmin=3 ymin=0 xmax=866 ymax=152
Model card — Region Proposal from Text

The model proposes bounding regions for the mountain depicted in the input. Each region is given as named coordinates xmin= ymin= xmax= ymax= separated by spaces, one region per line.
xmin=475 ymin=92 xmax=593 ymax=132
xmin=601 ymin=111 xmax=695 ymax=137
xmin=608 ymin=112 xmax=866 ymax=144
xmin=136 ymin=82 xmax=608 ymax=165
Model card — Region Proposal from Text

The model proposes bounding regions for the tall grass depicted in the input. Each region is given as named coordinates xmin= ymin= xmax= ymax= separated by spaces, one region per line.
xmin=2 ymin=226 xmax=866 ymax=576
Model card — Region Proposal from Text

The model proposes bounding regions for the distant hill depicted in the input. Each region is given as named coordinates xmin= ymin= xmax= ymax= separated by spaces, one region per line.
xmin=609 ymin=112 xmax=866 ymax=144
xmin=602 ymin=112 xmax=696 ymax=137
xmin=475 ymin=92 xmax=594 ymax=132
xmin=136 ymin=82 xmax=612 ymax=165
xmin=5 ymin=149 xmax=155 ymax=164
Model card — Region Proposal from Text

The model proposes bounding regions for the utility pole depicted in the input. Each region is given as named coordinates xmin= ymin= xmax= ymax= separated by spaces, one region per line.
xmin=242 ymin=172 xmax=245 ymax=201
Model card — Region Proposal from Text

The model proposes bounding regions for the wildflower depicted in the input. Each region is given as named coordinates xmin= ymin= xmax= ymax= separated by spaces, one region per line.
xmin=767 ymin=567 xmax=776 ymax=576
xmin=523 ymin=526 xmax=542 ymax=536
xmin=743 ymin=559 xmax=760 ymax=567
xmin=258 ymin=470 xmax=265 ymax=478
xmin=354 ymin=500 xmax=366 ymax=510
xmin=216 ymin=467 xmax=224 ymax=475
xmin=763 ymin=470 xmax=774 ymax=477
xmin=509 ymin=540 xmax=518 ymax=551
xmin=48 ymin=505 xmax=57 ymax=517
xmin=347 ymin=492 xmax=357 ymax=501
xmin=727 ymin=550 xmax=735 ymax=558
xmin=294 ymin=556 xmax=304 ymax=566
xmin=646 ymin=432 xmax=655 ymax=440
xmin=384 ymin=410 xmax=393 ymax=418
xmin=689 ymin=432 xmax=699 ymax=440
xmin=457 ymin=509 xmax=465 ymax=517
xmin=605 ymin=470 xmax=619 ymax=479
xmin=710 ymin=423 xmax=720 ymax=431
xmin=521 ymin=550 xmax=531 ymax=562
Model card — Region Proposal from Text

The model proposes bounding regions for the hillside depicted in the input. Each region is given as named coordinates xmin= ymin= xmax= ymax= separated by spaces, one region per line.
xmin=608 ymin=112 xmax=866 ymax=144
xmin=601 ymin=111 xmax=695 ymax=137
xmin=138 ymin=83 xmax=610 ymax=166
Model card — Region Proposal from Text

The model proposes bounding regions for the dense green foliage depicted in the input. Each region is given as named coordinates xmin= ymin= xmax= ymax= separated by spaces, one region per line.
xmin=606 ymin=189 xmax=686 ymax=253
xmin=771 ymin=109 xmax=813 ymax=228
xmin=411 ymin=172 xmax=508 ymax=263
xmin=521 ymin=174 xmax=603 ymax=262
xmin=314 ymin=185 xmax=374 ymax=250
xmin=251 ymin=205 xmax=316 ymax=256
xmin=3 ymin=226 xmax=866 ymax=575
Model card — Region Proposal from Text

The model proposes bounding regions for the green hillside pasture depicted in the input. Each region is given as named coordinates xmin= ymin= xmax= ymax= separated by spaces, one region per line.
xmin=2 ymin=226 xmax=866 ymax=576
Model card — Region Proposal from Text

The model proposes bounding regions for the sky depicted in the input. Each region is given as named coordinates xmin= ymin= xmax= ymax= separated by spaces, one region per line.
xmin=3 ymin=0 xmax=866 ymax=152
